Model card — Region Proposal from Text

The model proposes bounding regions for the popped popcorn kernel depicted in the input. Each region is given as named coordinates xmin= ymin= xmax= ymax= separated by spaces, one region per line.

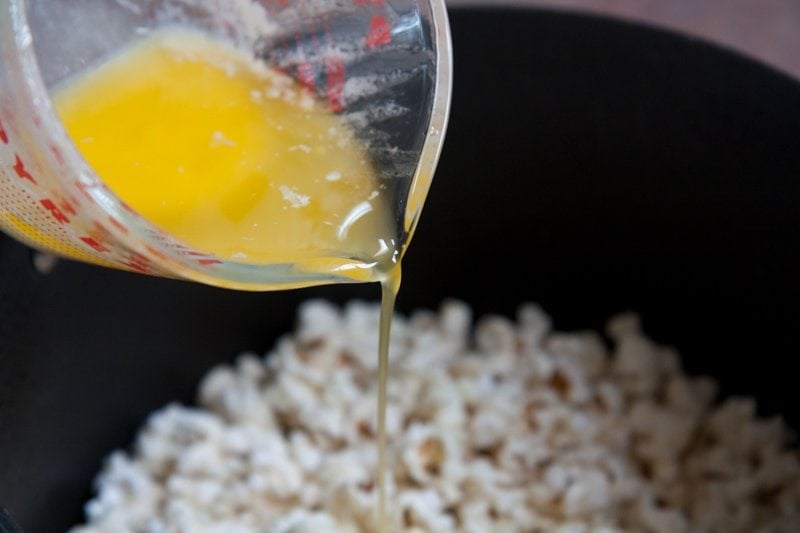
xmin=72 ymin=300 xmax=800 ymax=532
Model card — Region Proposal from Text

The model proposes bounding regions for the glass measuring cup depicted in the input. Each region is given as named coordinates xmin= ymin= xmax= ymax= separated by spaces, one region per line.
xmin=0 ymin=0 xmax=451 ymax=290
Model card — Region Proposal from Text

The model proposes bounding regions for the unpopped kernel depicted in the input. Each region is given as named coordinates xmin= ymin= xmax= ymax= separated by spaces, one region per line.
xmin=71 ymin=300 xmax=800 ymax=532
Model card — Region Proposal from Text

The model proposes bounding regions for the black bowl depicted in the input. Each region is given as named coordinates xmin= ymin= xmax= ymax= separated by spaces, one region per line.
xmin=2 ymin=7 xmax=800 ymax=532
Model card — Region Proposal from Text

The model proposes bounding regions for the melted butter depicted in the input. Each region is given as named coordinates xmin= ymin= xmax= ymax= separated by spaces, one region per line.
xmin=54 ymin=29 xmax=395 ymax=279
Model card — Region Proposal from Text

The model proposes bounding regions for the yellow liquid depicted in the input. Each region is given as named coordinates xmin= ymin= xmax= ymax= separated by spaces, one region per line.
xmin=377 ymin=269 xmax=400 ymax=530
xmin=55 ymin=29 xmax=398 ymax=531
xmin=54 ymin=29 xmax=395 ymax=282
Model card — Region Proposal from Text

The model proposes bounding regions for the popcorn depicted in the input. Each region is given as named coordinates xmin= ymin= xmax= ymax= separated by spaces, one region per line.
xmin=71 ymin=300 xmax=800 ymax=532
xmin=546 ymin=330 xmax=608 ymax=383
xmin=517 ymin=303 xmax=552 ymax=347
xmin=400 ymin=424 xmax=447 ymax=484
xmin=474 ymin=315 xmax=517 ymax=356
xmin=396 ymin=489 xmax=454 ymax=531
xmin=271 ymin=510 xmax=358 ymax=533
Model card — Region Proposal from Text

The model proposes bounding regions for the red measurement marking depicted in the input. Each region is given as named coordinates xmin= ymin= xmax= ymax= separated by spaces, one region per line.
xmin=197 ymin=258 xmax=223 ymax=266
xmin=13 ymin=154 xmax=36 ymax=184
xmin=297 ymin=62 xmax=315 ymax=91
xmin=91 ymin=221 xmax=109 ymax=236
xmin=80 ymin=236 xmax=109 ymax=253
xmin=40 ymin=199 xmax=69 ymax=224
xmin=122 ymin=259 xmax=149 ymax=273
xmin=108 ymin=216 xmax=129 ymax=234
xmin=325 ymin=56 xmax=345 ymax=112
xmin=130 ymin=252 xmax=148 ymax=263
xmin=59 ymin=198 xmax=77 ymax=217
xmin=144 ymin=244 xmax=168 ymax=260
xmin=120 ymin=201 xmax=137 ymax=215
xmin=366 ymin=15 xmax=391 ymax=49
xmin=76 ymin=181 xmax=93 ymax=200
xmin=122 ymin=252 xmax=150 ymax=273
xmin=50 ymin=144 xmax=65 ymax=165
xmin=0 ymin=120 xmax=7 ymax=144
